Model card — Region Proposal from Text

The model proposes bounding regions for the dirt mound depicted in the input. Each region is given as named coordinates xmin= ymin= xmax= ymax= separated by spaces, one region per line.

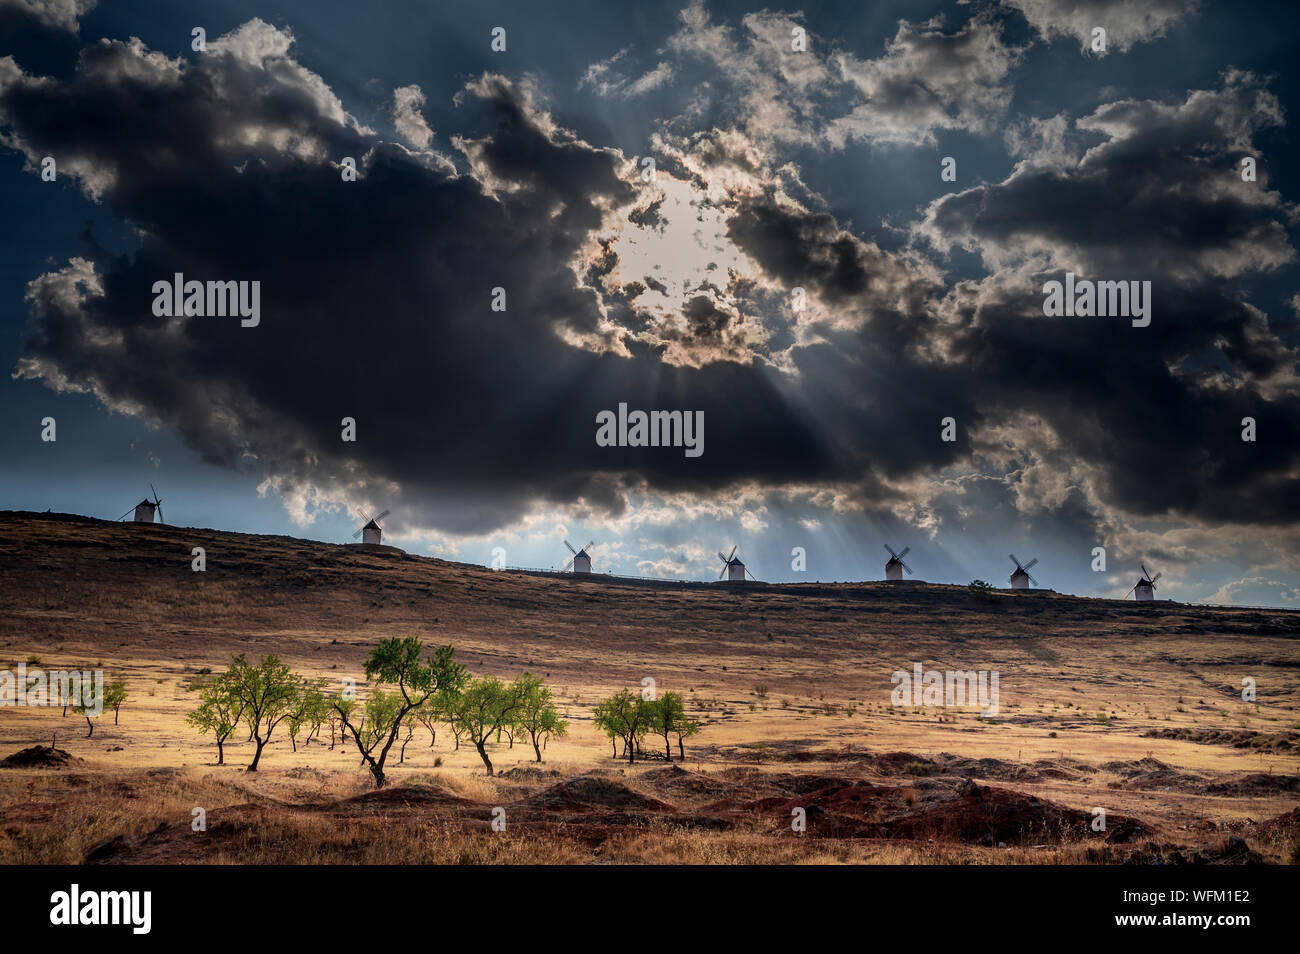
xmin=637 ymin=765 xmax=737 ymax=801
xmin=1142 ymin=727 xmax=1298 ymax=752
xmin=338 ymin=783 xmax=477 ymax=810
xmin=521 ymin=776 xmax=674 ymax=815
xmin=499 ymin=766 xmax=561 ymax=781
xmin=1103 ymin=757 xmax=1205 ymax=792
xmin=884 ymin=786 xmax=1103 ymax=845
xmin=861 ymin=752 xmax=935 ymax=776
xmin=1200 ymin=773 xmax=1300 ymax=797
xmin=0 ymin=745 xmax=80 ymax=768
xmin=1252 ymin=807 xmax=1300 ymax=839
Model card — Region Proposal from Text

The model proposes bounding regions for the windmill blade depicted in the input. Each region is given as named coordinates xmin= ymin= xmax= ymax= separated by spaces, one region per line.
xmin=117 ymin=507 xmax=136 ymax=521
xmin=884 ymin=544 xmax=898 ymax=558
xmin=718 ymin=552 xmax=729 ymax=564
xmin=565 ymin=540 xmax=577 ymax=555
xmin=745 ymin=567 xmax=758 ymax=581
xmin=583 ymin=541 xmax=595 ymax=555
xmin=897 ymin=546 xmax=910 ymax=560
xmin=1009 ymin=553 xmax=1022 ymax=570
xmin=1023 ymin=557 xmax=1039 ymax=571
xmin=901 ymin=560 xmax=913 ymax=575
xmin=727 ymin=545 xmax=737 ymax=562
xmin=150 ymin=483 xmax=161 ymax=504
xmin=1150 ymin=572 xmax=1162 ymax=585
xmin=563 ymin=557 xmax=574 ymax=572
xmin=353 ymin=527 xmax=364 ymax=539
xmin=373 ymin=509 xmax=390 ymax=524
xmin=356 ymin=510 xmax=372 ymax=524
xmin=1141 ymin=563 xmax=1150 ymax=580
xmin=157 ymin=503 xmax=164 ymax=523
xmin=1027 ymin=572 xmax=1038 ymax=587
xmin=718 ymin=564 xmax=727 ymax=580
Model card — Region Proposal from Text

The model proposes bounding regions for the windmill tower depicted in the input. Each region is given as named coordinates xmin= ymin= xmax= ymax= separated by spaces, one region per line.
xmin=1008 ymin=553 xmax=1038 ymax=589
xmin=119 ymin=485 xmax=164 ymax=524
xmin=1131 ymin=564 xmax=1161 ymax=601
xmin=353 ymin=509 xmax=390 ymax=546
xmin=884 ymin=544 xmax=912 ymax=581
xmin=564 ymin=539 xmax=594 ymax=574
xmin=717 ymin=546 xmax=753 ymax=582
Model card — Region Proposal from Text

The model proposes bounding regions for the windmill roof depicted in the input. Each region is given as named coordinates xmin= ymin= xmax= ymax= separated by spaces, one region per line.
xmin=362 ymin=520 xmax=381 ymax=530
xmin=138 ymin=499 xmax=155 ymax=507
xmin=886 ymin=555 xmax=902 ymax=564
xmin=1136 ymin=578 xmax=1153 ymax=586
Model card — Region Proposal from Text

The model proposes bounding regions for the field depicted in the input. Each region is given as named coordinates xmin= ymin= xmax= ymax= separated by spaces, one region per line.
xmin=1 ymin=511 xmax=1297 ymax=864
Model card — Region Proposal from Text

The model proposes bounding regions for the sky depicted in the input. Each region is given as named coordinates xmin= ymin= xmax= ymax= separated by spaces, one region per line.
xmin=0 ymin=0 xmax=1298 ymax=605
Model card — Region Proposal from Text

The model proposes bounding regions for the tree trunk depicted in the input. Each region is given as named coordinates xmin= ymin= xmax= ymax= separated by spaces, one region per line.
xmin=216 ymin=736 xmax=225 ymax=765
xmin=533 ymin=739 xmax=542 ymax=762
xmin=85 ymin=716 xmax=93 ymax=738
xmin=371 ymin=765 xmax=387 ymax=788
xmin=664 ymin=734 xmax=671 ymax=760
xmin=114 ymin=708 xmax=120 ymax=726
xmin=677 ymin=736 xmax=685 ymax=759
xmin=290 ymin=735 xmax=297 ymax=753
xmin=476 ymin=741 xmax=494 ymax=775
xmin=626 ymin=737 xmax=635 ymax=765
xmin=248 ymin=737 xmax=267 ymax=771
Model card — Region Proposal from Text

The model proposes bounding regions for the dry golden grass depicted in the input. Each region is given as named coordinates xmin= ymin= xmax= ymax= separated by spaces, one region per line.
xmin=0 ymin=512 xmax=1297 ymax=865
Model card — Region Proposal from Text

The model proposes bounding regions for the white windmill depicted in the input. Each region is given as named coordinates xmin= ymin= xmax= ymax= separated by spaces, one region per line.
xmin=353 ymin=509 xmax=390 ymax=546
xmin=1131 ymin=564 xmax=1161 ymax=601
xmin=884 ymin=544 xmax=913 ymax=581
xmin=1008 ymin=553 xmax=1039 ymax=589
xmin=564 ymin=539 xmax=594 ymax=574
xmin=717 ymin=546 xmax=754 ymax=582
xmin=119 ymin=485 xmax=164 ymax=524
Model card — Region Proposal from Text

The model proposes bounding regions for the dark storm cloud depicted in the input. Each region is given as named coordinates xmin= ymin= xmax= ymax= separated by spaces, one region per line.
xmin=0 ymin=22 xmax=835 ymax=533
xmin=2 ymin=15 xmax=1298 ymax=549
xmin=912 ymin=71 xmax=1300 ymax=525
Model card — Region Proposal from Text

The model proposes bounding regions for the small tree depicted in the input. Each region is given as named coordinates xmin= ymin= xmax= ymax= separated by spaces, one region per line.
xmin=334 ymin=639 xmax=466 ymax=788
xmin=286 ymin=679 xmax=328 ymax=752
xmin=450 ymin=676 xmax=524 ymax=776
xmin=593 ymin=689 xmax=653 ymax=765
xmin=650 ymin=691 xmax=693 ymax=760
xmin=105 ymin=680 xmax=128 ymax=725
xmin=224 ymin=654 xmax=302 ymax=772
xmin=186 ymin=672 xmax=245 ymax=765
xmin=514 ymin=672 xmax=568 ymax=762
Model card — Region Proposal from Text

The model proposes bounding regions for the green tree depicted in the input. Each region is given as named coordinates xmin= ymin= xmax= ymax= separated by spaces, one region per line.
xmin=224 ymin=654 xmax=302 ymax=771
xmin=334 ymin=639 xmax=466 ymax=788
xmin=514 ymin=672 xmax=568 ymax=762
xmin=186 ymin=672 xmax=245 ymax=765
xmin=286 ymin=679 xmax=328 ymax=752
xmin=450 ymin=676 xmax=524 ymax=775
xmin=593 ymin=689 xmax=653 ymax=765
xmin=104 ymin=679 xmax=128 ymax=725
xmin=650 ymin=691 xmax=695 ymax=760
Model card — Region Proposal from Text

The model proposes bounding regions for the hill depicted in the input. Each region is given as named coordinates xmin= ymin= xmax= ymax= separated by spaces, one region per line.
xmin=0 ymin=510 xmax=1297 ymax=864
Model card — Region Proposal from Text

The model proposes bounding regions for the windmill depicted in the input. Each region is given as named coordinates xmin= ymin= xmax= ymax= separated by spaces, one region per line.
xmin=884 ymin=544 xmax=912 ymax=581
xmin=119 ymin=484 xmax=164 ymax=524
xmin=1131 ymin=564 xmax=1161 ymax=601
xmin=563 ymin=539 xmax=594 ymax=574
xmin=353 ymin=509 xmax=390 ymax=546
xmin=1008 ymin=554 xmax=1038 ymax=589
xmin=717 ymin=545 xmax=755 ymax=582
